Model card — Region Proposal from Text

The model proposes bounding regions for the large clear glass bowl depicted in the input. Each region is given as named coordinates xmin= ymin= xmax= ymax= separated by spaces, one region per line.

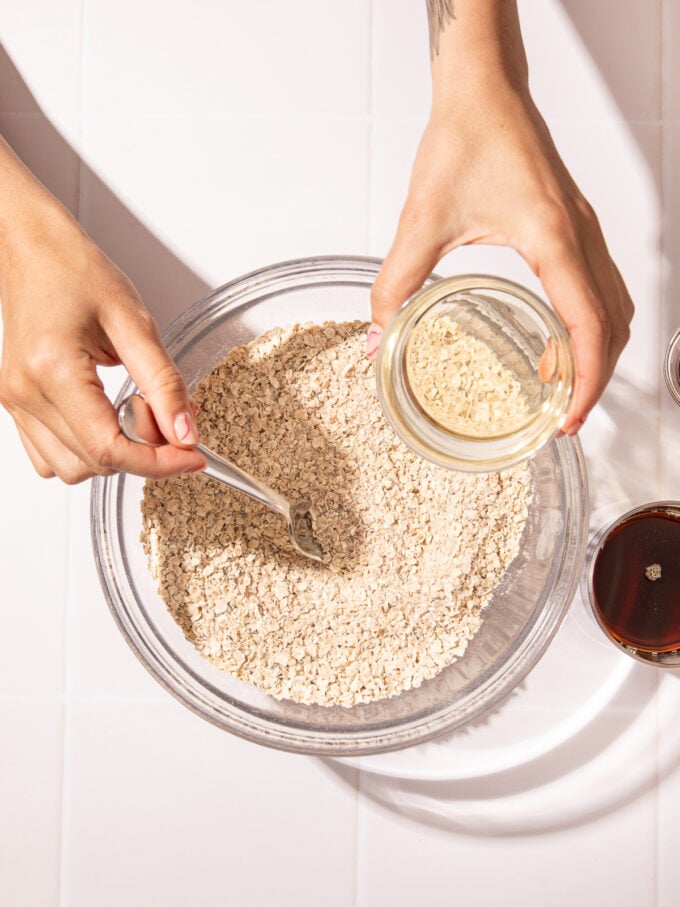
xmin=91 ymin=256 xmax=589 ymax=755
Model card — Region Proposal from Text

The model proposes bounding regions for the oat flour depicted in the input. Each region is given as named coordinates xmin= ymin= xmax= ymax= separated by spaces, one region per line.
xmin=406 ymin=315 xmax=530 ymax=435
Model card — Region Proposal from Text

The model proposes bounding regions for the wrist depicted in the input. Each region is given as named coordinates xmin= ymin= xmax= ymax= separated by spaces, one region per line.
xmin=428 ymin=0 xmax=530 ymax=116
xmin=0 ymin=138 xmax=80 ymax=270
xmin=0 ymin=202 xmax=87 ymax=302
xmin=430 ymin=77 xmax=535 ymax=134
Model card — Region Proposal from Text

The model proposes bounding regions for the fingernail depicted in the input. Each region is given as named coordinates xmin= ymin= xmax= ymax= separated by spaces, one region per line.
xmin=189 ymin=399 xmax=200 ymax=417
xmin=538 ymin=338 xmax=557 ymax=383
xmin=174 ymin=412 xmax=199 ymax=445
xmin=566 ymin=416 xmax=587 ymax=437
xmin=366 ymin=323 xmax=383 ymax=359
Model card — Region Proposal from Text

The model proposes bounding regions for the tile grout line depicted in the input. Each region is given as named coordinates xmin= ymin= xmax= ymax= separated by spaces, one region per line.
xmin=366 ymin=1 xmax=375 ymax=264
xmin=56 ymin=486 xmax=83 ymax=907
xmin=39 ymin=111 xmax=671 ymax=125
xmin=355 ymin=3 xmax=375 ymax=899
xmin=656 ymin=5 xmax=665 ymax=901
xmin=355 ymin=760 xmax=367 ymax=907
xmin=75 ymin=0 xmax=87 ymax=224
xmin=654 ymin=6 xmax=666 ymax=903
xmin=55 ymin=499 xmax=73 ymax=907
xmin=657 ymin=0 xmax=668 ymax=505
xmin=654 ymin=672 xmax=662 ymax=907
xmin=650 ymin=1 xmax=666 ymax=890
xmin=0 ymin=694 xmax=170 ymax=705
xmin=57 ymin=4 xmax=88 ymax=901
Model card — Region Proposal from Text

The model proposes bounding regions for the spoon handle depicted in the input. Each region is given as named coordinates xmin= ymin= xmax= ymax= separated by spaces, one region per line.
xmin=196 ymin=444 xmax=290 ymax=518
xmin=117 ymin=393 xmax=291 ymax=519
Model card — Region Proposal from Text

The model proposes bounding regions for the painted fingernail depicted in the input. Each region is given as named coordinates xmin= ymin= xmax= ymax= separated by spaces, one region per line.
xmin=566 ymin=416 xmax=587 ymax=437
xmin=174 ymin=412 xmax=199 ymax=445
xmin=366 ymin=323 xmax=383 ymax=359
xmin=538 ymin=338 xmax=557 ymax=383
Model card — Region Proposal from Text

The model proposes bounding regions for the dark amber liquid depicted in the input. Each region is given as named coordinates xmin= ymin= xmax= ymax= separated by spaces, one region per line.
xmin=592 ymin=510 xmax=680 ymax=652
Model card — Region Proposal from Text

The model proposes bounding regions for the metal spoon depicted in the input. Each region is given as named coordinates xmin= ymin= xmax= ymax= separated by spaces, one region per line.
xmin=117 ymin=393 xmax=324 ymax=563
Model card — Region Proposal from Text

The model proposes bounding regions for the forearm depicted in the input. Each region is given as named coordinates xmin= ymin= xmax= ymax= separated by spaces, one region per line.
xmin=427 ymin=0 xmax=530 ymax=114
xmin=0 ymin=136 xmax=75 ymax=275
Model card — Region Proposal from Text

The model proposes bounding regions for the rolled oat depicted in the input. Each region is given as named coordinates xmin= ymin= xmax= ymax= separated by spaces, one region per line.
xmin=406 ymin=314 xmax=529 ymax=435
xmin=141 ymin=321 xmax=532 ymax=707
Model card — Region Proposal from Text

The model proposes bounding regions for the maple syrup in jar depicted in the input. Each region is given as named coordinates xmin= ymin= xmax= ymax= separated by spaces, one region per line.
xmin=584 ymin=502 xmax=680 ymax=664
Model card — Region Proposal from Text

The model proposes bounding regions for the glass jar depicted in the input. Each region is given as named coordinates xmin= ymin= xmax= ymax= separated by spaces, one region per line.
xmin=580 ymin=501 xmax=680 ymax=667
xmin=375 ymin=274 xmax=575 ymax=472
xmin=664 ymin=327 xmax=680 ymax=406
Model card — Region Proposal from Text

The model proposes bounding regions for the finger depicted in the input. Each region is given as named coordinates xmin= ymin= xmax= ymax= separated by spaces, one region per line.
xmin=105 ymin=307 xmax=200 ymax=449
xmin=16 ymin=412 xmax=93 ymax=483
xmin=38 ymin=365 xmax=206 ymax=478
xmin=371 ymin=208 xmax=446 ymax=329
xmin=607 ymin=263 xmax=635 ymax=360
xmin=531 ymin=239 xmax=611 ymax=434
xmin=508 ymin=213 xmax=606 ymax=431
xmin=558 ymin=220 xmax=633 ymax=431
xmin=538 ymin=337 xmax=557 ymax=384
xmin=72 ymin=391 xmax=206 ymax=478
xmin=3 ymin=361 xmax=96 ymax=481
xmin=577 ymin=222 xmax=634 ymax=373
xmin=16 ymin=424 xmax=56 ymax=479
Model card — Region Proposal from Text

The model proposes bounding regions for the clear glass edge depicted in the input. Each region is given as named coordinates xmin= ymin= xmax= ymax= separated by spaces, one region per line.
xmin=90 ymin=256 xmax=589 ymax=755
xmin=579 ymin=499 xmax=680 ymax=667
xmin=376 ymin=275 xmax=575 ymax=472
xmin=664 ymin=328 xmax=680 ymax=406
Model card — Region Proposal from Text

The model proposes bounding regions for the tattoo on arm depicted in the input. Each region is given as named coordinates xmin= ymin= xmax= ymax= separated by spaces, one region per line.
xmin=426 ymin=0 xmax=456 ymax=59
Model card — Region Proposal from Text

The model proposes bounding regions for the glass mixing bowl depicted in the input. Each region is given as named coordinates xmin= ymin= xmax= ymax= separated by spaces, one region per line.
xmin=91 ymin=256 xmax=589 ymax=755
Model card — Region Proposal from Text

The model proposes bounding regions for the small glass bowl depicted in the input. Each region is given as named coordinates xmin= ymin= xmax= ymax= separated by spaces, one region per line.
xmin=91 ymin=256 xmax=588 ymax=755
xmin=664 ymin=328 xmax=680 ymax=406
xmin=376 ymin=275 xmax=575 ymax=472
xmin=581 ymin=501 xmax=680 ymax=667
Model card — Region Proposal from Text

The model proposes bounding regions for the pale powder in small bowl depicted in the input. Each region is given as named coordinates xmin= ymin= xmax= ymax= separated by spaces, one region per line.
xmin=406 ymin=315 xmax=530 ymax=436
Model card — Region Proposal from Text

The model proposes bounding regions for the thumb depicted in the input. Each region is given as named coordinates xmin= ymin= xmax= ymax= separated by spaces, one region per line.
xmin=110 ymin=310 xmax=200 ymax=448
xmin=371 ymin=214 xmax=443 ymax=330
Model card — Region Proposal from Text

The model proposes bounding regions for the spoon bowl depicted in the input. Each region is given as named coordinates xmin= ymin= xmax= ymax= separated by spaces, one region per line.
xmin=117 ymin=393 xmax=324 ymax=563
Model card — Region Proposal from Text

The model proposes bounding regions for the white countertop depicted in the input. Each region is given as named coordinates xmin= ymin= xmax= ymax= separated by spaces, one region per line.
xmin=2 ymin=2 xmax=680 ymax=905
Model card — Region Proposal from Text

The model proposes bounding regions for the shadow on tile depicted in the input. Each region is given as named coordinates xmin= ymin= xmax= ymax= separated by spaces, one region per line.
xmin=324 ymin=661 xmax=675 ymax=838
xmin=562 ymin=0 xmax=660 ymax=124
xmin=324 ymin=377 xmax=680 ymax=836
xmin=326 ymin=663 xmax=671 ymax=837
xmin=0 ymin=47 xmax=211 ymax=331
xmin=561 ymin=1 xmax=680 ymax=334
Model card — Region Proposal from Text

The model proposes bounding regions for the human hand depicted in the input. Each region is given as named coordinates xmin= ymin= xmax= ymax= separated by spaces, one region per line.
xmin=369 ymin=88 xmax=634 ymax=436
xmin=0 ymin=203 xmax=206 ymax=483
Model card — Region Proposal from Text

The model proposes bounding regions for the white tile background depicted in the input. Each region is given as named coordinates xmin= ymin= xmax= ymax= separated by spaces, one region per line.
xmin=1 ymin=1 xmax=680 ymax=904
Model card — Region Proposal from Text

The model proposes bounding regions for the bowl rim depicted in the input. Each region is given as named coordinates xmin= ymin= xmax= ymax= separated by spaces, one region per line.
xmin=91 ymin=254 xmax=589 ymax=755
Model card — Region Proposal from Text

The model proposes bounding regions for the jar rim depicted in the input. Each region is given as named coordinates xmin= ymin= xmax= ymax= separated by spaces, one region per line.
xmin=664 ymin=328 xmax=680 ymax=406
xmin=375 ymin=274 xmax=575 ymax=472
